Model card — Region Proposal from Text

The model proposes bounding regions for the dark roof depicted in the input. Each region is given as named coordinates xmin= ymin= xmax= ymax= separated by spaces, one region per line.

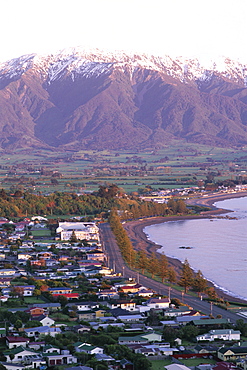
xmin=218 ymin=347 xmax=247 ymax=355
xmin=6 ymin=336 xmax=29 ymax=343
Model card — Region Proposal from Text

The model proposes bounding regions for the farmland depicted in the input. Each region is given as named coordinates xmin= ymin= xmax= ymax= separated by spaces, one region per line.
xmin=0 ymin=141 xmax=246 ymax=194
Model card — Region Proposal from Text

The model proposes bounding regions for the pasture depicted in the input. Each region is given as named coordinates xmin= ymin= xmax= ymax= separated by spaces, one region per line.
xmin=0 ymin=142 xmax=246 ymax=194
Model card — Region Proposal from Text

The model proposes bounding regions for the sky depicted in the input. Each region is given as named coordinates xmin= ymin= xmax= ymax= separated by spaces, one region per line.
xmin=1 ymin=0 xmax=247 ymax=63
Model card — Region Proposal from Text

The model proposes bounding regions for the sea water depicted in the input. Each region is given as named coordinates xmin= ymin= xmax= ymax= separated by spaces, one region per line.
xmin=144 ymin=196 xmax=247 ymax=300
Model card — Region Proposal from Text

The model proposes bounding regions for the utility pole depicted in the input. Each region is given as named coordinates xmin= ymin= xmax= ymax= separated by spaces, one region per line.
xmin=210 ymin=301 xmax=213 ymax=316
xmin=168 ymin=286 xmax=171 ymax=300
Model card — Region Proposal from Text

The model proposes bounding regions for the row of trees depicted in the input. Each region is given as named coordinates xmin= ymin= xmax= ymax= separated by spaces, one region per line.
xmin=109 ymin=210 xmax=210 ymax=296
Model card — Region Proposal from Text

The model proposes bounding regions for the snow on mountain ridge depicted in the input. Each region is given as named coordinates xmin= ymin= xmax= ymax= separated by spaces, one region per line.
xmin=0 ymin=47 xmax=247 ymax=86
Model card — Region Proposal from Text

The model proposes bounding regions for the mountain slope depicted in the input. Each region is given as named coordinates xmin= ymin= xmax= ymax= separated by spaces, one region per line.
xmin=0 ymin=48 xmax=247 ymax=150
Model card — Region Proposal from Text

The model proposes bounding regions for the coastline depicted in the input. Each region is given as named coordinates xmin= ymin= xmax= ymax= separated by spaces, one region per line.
xmin=123 ymin=191 xmax=247 ymax=304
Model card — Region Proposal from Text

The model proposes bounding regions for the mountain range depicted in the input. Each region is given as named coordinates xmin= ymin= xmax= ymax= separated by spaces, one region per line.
xmin=1 ymin=47 xmax=247 ymax=151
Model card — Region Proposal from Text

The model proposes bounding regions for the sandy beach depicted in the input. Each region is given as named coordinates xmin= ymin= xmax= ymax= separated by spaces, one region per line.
xmin=123 ymin=191 xmax=247 ymax=304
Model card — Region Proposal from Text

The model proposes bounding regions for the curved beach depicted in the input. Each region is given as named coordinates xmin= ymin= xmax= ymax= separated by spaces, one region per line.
xmin=123 ymin=191 xmax=247 ymax=304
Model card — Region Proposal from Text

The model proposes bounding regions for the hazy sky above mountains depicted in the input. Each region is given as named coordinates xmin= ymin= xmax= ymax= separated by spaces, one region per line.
xmin=1 ymin=0 xmax=246 ymax=63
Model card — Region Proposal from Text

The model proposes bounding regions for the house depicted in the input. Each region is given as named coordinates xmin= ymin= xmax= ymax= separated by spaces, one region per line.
xmin=29 ymin=302 xmax=61 ymax=312
xmin=48 ymin=287 xmax=73 ymax=295
xmin=77 ymin=311 xmax=96 ymax=321
xmin=192 ymin=318 xmax=231 ymax=328
xmin=163 ymin=306 xmax=191 ymax=317
xmin=67 ymin=301 xmax=99 ymax=311
xmin=42 ymin=344 xmax=60 ymax=354
xmin=176 ymin=315 xmax=207 ymax=325
xmin=25 ymin=306 xmax=45 ymax=317
xmin=1 ymin=362 xmax=26 ymax=370
xmin=145 ymin=297 xmax=170 ymax=309
xmin=119 ymin=285 xmax=141 ymax=294
xmin=44 ymin=349 xmax=77 ymax=366
xmin=87 ymin=250 xmax=105 ymax=261
xmin=35 ymin=314 xmax=55 ymax=327
xmin=120 ymin=359 xmax=134 ymax=370
xmin=212 ymin=362 xmax=239 ymax=370
xmin=96 ymin=289 xmax=119 ymax=300
xmin=3 ymin=285 xmax=35 ymax=297
xmin=217 ymin=346 xmax=247 ymax=361
xmin=137 ymin=289 xmax=154 ymax=297
xmin=133 ymin=343 xmax=177 ymax=356
xmin=107 ymin=300 xmax=136 ymax=311
xmin=74 ymin=342 xmax=104 ymax=354
xmin=165 ymin=365 xmax=191 ymax=370
xmin=6 ymin=336 xmax=30 ymax=349
xmin=117 ymin=314 xmax=144 ymax=322
xmin=24 ymin=325 xmax=62 ymax=338
xmin=73 ymin=325 xmax=91 ymax=334
xmin=28 ymin=341 xmax=45 ymax=350
xmin=194 ymin=344 xmax=218 ymax=354
xmin=4 ymin=346 xmax=39 ymax=363
xmin=196 ymin=329 xmax=241 ymax=342
xmin=141 ymin=332 xmax=163 ymax=342
xmin=0 ymin=269 xmax=16 ymax=276
xmin=118 ymin=335 xmax=148 ymax=345
xmin=17 ymin=253 xmax=32 ymax=260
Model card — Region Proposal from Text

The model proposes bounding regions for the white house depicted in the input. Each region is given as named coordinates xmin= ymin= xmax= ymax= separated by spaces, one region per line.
xmin=74 ymin=343 xmax=104 ymax=355
xmin=44 ymin=349 xmax=77 ymax=366
xmin=4 ymin=346 xmax=39 ymax=363
xmin=145 ymin=297 xmax=170 ymax=309
xmin=37 ymin=315 xmax=55 ymax=327
xmin=6 ymin=336 xmax=30 ymax=349
xmin=196 ymin=329 xmax=241 ymax=342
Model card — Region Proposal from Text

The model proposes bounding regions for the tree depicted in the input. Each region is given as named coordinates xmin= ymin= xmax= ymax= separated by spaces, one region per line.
xmin=14 ymin=319 xmax=23 ymax=331
xmin=25 ymin=320 xmax=41 ymax=328
xmin=178 ymin=259 xmax=194 ymax=293
xmin=133 ymin=354 xmax=152 ymax=370
xmin=157 ymin=254 xmax=168 ymax=283
xmin=147 ymin=252 xmax=158 ymax=278
xmin=167 ymin=266 xmax=177 ymax=283
xmin=192 ymin=270 xmax=208 ymax=296
xmin=70 ymin=230 xmax=78 ymax=242
xmin=136 ymin=250 xmax=149 ymax=274
xmin=235 ymin=319 xmax=247 ymax=337
xmin=180 ymin=324 xmax=199 ymax=340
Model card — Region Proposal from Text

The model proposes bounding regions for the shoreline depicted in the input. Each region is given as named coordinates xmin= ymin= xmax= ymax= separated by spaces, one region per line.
xmin=123 ymin=191 xmax=247 ymax=304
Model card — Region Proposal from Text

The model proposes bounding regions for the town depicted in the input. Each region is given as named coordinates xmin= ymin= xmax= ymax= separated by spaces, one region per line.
xmin=0 ymin=206 xmax=246 ymax=370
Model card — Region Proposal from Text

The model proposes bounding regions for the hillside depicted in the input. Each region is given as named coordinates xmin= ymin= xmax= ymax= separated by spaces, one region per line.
xmin=0 ymin=48 xmax=247 ymax=151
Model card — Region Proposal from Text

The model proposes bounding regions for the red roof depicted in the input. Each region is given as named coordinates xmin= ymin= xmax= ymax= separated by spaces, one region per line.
xmin=53 ymin=293 xmax=79 ymax=298
xmin=6 ymin=336 xmax=29 ymax=343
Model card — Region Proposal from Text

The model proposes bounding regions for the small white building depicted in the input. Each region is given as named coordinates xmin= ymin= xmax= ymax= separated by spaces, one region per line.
xmin=196 ymin=329 xmax=241 ymax=342
xmin=75 ymin=343 xmax=103 ymax=355
xmin=145 ymin=297 xmax=170 ymax=309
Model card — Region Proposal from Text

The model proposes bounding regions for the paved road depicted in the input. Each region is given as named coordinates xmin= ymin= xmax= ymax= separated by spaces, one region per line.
xmin=99 ymin=222 xmax=247 ymax=324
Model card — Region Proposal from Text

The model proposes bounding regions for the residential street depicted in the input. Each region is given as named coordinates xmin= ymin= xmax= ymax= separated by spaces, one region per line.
xmin=99 ymin=222 xmax=247 ymax=324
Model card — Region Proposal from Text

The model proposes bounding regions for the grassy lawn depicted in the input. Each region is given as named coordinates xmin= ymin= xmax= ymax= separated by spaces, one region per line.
xmin=23 ymin=296 xmax=44 ymax=304
xmin=150 ymin=359 xmax=172 ymax=370
xmin=31 ymin=229 xmax=52 ymax=238
xmin=180 ymin=358 xmax=217 ymax=367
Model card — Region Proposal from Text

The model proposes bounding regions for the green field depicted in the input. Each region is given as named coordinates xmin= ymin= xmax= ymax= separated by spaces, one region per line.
xmin=150 ymin=359 xmax=172 ymax=370
xmin=0 ymin=142 xmax=246 ymax=194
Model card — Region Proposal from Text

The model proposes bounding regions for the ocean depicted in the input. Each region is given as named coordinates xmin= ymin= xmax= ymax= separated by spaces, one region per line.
xmin=144 ymin=196 xmax=247 ymax=300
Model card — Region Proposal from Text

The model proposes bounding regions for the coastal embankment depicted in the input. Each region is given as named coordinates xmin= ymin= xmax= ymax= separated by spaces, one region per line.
xmin=123 ymin=191 xmax=247 ymax=304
